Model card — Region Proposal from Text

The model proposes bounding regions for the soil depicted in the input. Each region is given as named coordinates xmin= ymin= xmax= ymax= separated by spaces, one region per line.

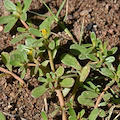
xmin=0 ymin=0 xmax=120 ymax=120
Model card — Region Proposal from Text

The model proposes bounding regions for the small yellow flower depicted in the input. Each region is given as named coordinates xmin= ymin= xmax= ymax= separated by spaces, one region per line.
xmin=27 ymin=49 xmax=33 ymax=56
xmin=41 ymin=29 xmax=48 ymax=39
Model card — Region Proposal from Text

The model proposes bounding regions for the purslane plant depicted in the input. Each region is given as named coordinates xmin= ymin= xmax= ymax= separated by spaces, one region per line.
xmin=0 ymin=0 xmax=120 ymax=120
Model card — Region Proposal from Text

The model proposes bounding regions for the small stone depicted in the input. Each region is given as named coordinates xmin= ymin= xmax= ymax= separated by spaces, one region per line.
xmin=0 ymin=26 xmax=3 ymax=32
xmin=80 ymin=10 xmax=89 ymax=16
xmin=10 ymin=92 xmax=15 ymax=98
xmin=105 ymin=4 xmax=109 ymax=13
xmin=8 ymin=104 xmax=13 ymax=109
xmin=108 ymin=29 xmax=114 ymax=34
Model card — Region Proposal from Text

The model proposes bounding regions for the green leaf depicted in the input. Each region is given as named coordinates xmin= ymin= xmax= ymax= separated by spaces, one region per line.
xmin=38 ymin=77 xmax=47 ymax=82
xmin=51 ymin=109 xmax=60 ymax=118
xmin=90 ymin=32 xmax=96 ymax=47
xmin=56 ymin=66 xmax=64 ymax=77
xmin=78 ymin=54 xmax=88 ymax=60
xmin=98 ymin=109 xmax=106 ymax=117
xmin=10 ymin=50 xmax=27 ymax=63
xmin=9 ymin=60 xmax=22 ymax=67
xmin=4 ymin=0 xmax=16 ymax=12
xmin=87 ymin=54 xmax=99 ymax=61
xmin=78 ymin=96 xmax=94 ymax=107
xmin=70 ymin=44 xmax=87 ymax=55
xmin=81 ymin=91 xmax=98 ymax=98
xmin=98 ymin=102 xmax=107 ymax=107
xmin=48 ymin=40 xmax=55 ymax=50
xmin=61 ymin=54 xmax=81 ymax=70
xmin=4 ymin=17 xmax=17 ymax=33
xmin=17 ymin=27 xmax=27 ymax=32
xmin=60 ymin=78 xmax=74 ymax=87
xmin=21 ymin=67 xmax=27 ymax=79
xmin=0 ymin=15 xmax=14 ymax=24
xmin=68 ymin=116 xmax=77 ymax=120
xmin=39 ymin=16 xmax=54 ymax=30
xmin=41 ymin=111 xmax=48 ymax=120
xmin=105 ymin=56 xmax=115 ymax=63
xmin=29 ymin=28 xmax=42 ymax=37
xmin=20 ymin=12 xmax=27 ymax=21
xmin=16 ymin=2 xmax=22 ymax=12
xmin=41 ymin=60 xmax=49 ymax=67
xmin=52 ymin=37 xmax=60 ymax=59
xmin=68 ymin=107 xmax=76 ymax=117
xmin=117 ymin=64 xmax=120 ymax=77
xmin=1 ymin=52 xmax=12 ymax=71
xmin=22 ymin=0 xmax=32 ymax=13
xmin=0 ymin=112 xmax=6 ymax=120
xmin=103 ymin=93 xmax=111 ymax=101
xmin=80 ymin=64 xmax=90 ymax=82
xmin=62 ymin=88 xmax=71 ymax=97
xmin=10 ymin=33 xmax=29 ymax=44
xmin=99 ymin=68 xmax=114 ymax=78
xmin=39 ymin=16 xmax=54 ymax=38
xmin=108 ymin=47 xmax=118 ymax=55
xmin=78 ymin=109 xmax=85 ymax=118
xmin=31 ymin=83 xmax=48 ymax=98
xmin=88 ymin=109 xmax=99 ymax=120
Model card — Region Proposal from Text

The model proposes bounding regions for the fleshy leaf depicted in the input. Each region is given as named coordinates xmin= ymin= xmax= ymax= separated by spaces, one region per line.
xmin=31 ymin=83 xmax=48 ymax=98
xmin=56 ymin=66 xmax=64 ymax=77
xmin=52 ymin=37 xmax=60 ymax=59
xmin=0 ymin=112 xmax=6 ymax=120
xmin=17 ymin=27 xmax=27 ymax=32
xmin=41 ymin=111 xmax=48 ymax=120
xmin=78 ymin=96 xmax=94 ymax=107
xmin=103 ymin=93 xmax=111 ymax=101
xmin=81 ymin=91 xmax=98 ymax=98
xmin=48 ymin=40 xmax=55 ymax=50
xmin=9 ymin=60 xmax=22 ymax=67
xmin=4 ymin=17 xmax=18 ymax=33
xmin=4 ymin=0 xmax=16 ymax=12
xmin=61 ymin=53 xmax=81 ymax=70
xmin=20 ymin=12 xmax=27 ymax=21
xmin=87 ymin=54 xmax=99 ymax=62
xmin=99 ymin=68 xmax=114 ymax=78
xmin=60 ymin=78 xmax=74 ymax=87
xmin=80 ymin=64 xmax=90 ymax=82
xmin=62 ymin=88 xmax=71 ymax=97
xmin=10 ymin=33 xmax=29 ymax=44
xmin=29 ymin=28 xmax=42 ymax=37
xmin=105 ymin=56 xmax=115 ymax=63
xmin=70 ymin=44 xmax=87 ymax=55
xmin=88 ymin=109 xmax=99 ymax=120
xmin=68 ymin=107 xmax=76 ymax=117
xmin=0 ymin=15 xmax=13 ymax=24
xmin=1 ymin=52 xmax=12 ymax=71
xmin=38 ymin=77 xmax=47 ymax=82
xmin=22 ymin=0 xmax=32 ymax=13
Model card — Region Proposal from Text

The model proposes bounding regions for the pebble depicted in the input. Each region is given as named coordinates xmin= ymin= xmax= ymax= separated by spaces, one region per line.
xmin=108 ymin=29 xmax=114 ymax=34
xmin=0 ymin=26 xmax=3 ymax=32
xmin=80 ymin=10 xmax=89 ymax=16
xmin=105 ymin=4 xmax=109 ymax=13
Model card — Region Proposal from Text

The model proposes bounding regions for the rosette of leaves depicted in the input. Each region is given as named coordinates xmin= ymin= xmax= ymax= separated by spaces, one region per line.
xmin=0 ymin=0 xmax=32 ymax=32
xmin=31 ymin=66 xmax=75 ymax=98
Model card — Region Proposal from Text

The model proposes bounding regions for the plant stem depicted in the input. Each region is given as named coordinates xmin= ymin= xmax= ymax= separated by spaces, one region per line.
xmin=47 ymin=48 xmax=55 ymax=72
xmin=20 ymin=19 xmax=36 ymax=39
xmin=94 ymin=80 xmax=115 ymax=109
xmin=0 ymin=67 xmax=25 ymax=85
xmin=71 ymin=77 xmax=79 ymax=101
xmin=47 ymin=47 xmax=67 ymax=120
xmin=55 ymin=88 xmax=67 ymax=120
